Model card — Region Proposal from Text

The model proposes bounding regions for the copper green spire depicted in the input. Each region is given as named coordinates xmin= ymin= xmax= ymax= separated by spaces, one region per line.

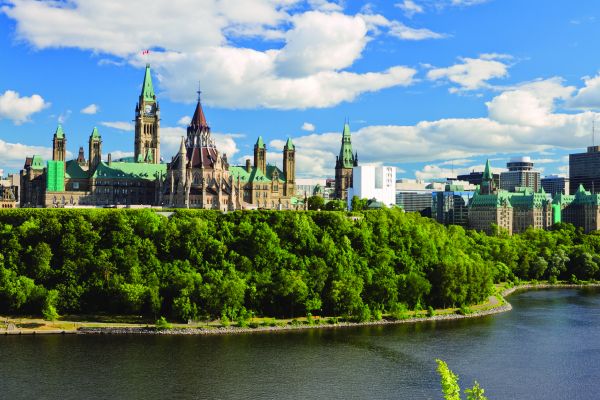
xmin=90 ymin=126 xmax=100 ymax=138
xmin=483 ymin=159 xmax=493 ymax=181
xmin=338 ymin=120 xmax=355 ymax=169
xmin=256 ymin=136 xmax=265 ymax=149
xmin=55 ymin=124 xmax=65 ymax=139
xmin=285 ymin=137 xmax=294 ymax=150
xmin=141 ymin=64 xmax=155 ymax=101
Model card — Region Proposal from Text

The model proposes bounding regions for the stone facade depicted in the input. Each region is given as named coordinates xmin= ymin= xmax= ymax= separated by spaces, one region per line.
xmin=334 ymin=122 xmax=358 ymax=201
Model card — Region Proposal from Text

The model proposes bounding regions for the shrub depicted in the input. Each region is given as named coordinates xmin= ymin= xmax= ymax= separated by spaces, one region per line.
xmin=220 ymin=312 xmax=230 ymax=327
xmin=327 ymin=317 xmax=339 ymax=325
xmin=155 ymin=316 xmax=172 ymax=330
xmin=390 ymin=303 xmax=409 ymax=320
xmin=457 ymin=305 xmax=473 ymax=316
xmin=427 ymin=306 xmax=436 ymax=317
xmin=372 ymin=308 xmax=383 ymax=321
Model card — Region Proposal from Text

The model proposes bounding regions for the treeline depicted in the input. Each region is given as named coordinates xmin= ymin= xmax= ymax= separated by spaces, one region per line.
xmin=0 ymin=209 xmax=598 ymax=322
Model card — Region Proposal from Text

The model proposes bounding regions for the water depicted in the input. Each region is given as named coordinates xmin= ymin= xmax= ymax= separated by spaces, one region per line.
xmin=1 ymin=288 xmax=600 ymax=399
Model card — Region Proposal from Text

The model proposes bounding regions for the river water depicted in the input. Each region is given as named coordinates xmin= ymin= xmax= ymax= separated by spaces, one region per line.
xmin=1 ymin=288 xmax=599 ymax=399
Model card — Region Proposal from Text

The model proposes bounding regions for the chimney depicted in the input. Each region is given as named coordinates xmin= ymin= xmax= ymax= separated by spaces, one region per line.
xmin=108 ymin=153 xmax=112 ymax=165
xmin=246 ymin=158 xmax=252 ymax=173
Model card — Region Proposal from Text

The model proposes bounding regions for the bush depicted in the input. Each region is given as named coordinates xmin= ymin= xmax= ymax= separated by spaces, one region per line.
xmin=457 ymin=305 xmax=473 ymax=316
xmin=354 ymin=304 xmax=371 ymax=322
xmin=548 ymin=275 xmax=558 ymax=284
xmin=220 ymin=312 xmax=230 ymax=327
xmin=327 ymin=317 xmax=339 ymax=325
xmin=390 ymin=303 xmax=410 ymax=320
xmin=427 ymin=306 xmax=436 ymax=317
xmin=155 ymin=316 xmax=172 ymax=330
xmin=372 ymin=308 xmax=383 ymax=321
xmin=570 ymin=274 xmax=579 ymax=284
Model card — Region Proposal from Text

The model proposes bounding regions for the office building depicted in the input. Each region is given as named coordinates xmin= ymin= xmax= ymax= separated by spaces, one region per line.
xmin=347 ymin=165 xmax=396 ymax=209
xmin=499 ymin=156 xmax=540 ymax=192
xmin=541 ymin=175 xmax=569 ymax=197
xmin=569 ymin=146 xmax=600 ymax=194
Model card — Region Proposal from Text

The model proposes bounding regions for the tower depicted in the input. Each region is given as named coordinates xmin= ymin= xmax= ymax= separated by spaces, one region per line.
xmin=283 ymin=137 xmax=295 ymax=196
xmin=254 ymin=136 xmax=267 ymax=173
xmin=52 ymin=124 xmax=67 ymax=162
xmin=334 ymin=121 xmax=357 ymax=200
xmin=88 ymin=127 xmax=102 ymax=171
xmin=480 ymin=159 xmax=496 ymax=195
xmin=134 ymin=64 xmax=160 ymax=164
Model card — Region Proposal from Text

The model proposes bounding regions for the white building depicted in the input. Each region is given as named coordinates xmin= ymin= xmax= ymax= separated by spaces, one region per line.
xmin=347 ymin=165 xmax=396 ymax=209
xmin=295 ymin=178 xmax=328 ymax=197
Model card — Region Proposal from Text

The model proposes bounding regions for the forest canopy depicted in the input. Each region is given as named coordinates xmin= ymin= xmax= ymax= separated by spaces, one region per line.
xmin=0 ymin=208 xmax=597 ymax=322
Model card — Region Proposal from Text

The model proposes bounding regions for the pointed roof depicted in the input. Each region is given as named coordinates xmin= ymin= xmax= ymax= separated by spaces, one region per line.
xmin=190 ymin=99 xmax=209 ymax=129
xmin=256 ymin=136 xmax=265 ymax=149
xmin=54 ymin=124 xmax=65 ymax=139
xmin=338 ymin=121 xmax=354 ymax=168
xmin=343 ymin=121 xmax=351 ymax=137
xmin=90 ymin=127 xmax=101 ymax=139
xmin=483 ymin=159 xmax=493 ymax=181
xmin=285 ymin=137 xmax=294 ymax=150
xmin=141 ymin=64 xmax=155 ymax=101
xmin=179 ymin=137 xmax=186 ymax=154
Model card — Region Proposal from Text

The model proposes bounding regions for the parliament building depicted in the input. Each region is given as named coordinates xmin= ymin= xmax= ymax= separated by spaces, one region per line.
xmin=20 ymin=65 xmax=298 ymax=210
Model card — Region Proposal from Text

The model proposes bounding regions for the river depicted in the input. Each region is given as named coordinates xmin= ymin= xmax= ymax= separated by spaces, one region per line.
xmin=1 ymin=288 xmax=599 ymax=399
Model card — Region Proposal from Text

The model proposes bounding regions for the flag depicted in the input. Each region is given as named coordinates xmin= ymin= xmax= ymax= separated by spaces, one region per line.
xmin=141 ymin=50 xmax=150 ymax=55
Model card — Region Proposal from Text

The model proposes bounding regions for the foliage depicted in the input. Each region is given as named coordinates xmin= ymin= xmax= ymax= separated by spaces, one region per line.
xmin=436 ymin=359 xmax=488 ymax=400
xmin=307 ymin=196 xmax=324 ymax=211
xmin=155 ymin=316 xmax=172 ymax=330
xmin=0 ymin=208 xmax=598 ymax=322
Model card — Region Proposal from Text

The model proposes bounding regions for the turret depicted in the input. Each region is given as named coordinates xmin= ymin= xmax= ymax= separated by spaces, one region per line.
xmin=88 ymin=127 xmax=102 ymax=171
xmin=254 ymin=136 xmax=267 ymax=173
xmin=283 ymin=137 xmax=295 ymax=196
xmin=52 ymin=124 xmax=67 ymax=162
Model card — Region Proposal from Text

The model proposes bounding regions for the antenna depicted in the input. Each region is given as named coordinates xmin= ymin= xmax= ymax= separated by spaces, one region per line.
xmin=197 ymin=81 xmax=202 ymax=102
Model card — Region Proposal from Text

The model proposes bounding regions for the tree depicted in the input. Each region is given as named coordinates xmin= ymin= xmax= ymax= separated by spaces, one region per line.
xmin=307 ymin=196 xmax=325 ymax=210
xmin=324 ymin=200 xmax=346 ymax=211
xmin=351 ymin=196 xmax=369 ymax=211
xmin=436 ymin=359 xmax=488 ymax=400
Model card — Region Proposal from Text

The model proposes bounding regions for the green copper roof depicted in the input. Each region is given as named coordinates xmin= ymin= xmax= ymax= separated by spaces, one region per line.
xmin=483 ymin=159 xmax=493 ymax=181
xmin=339 ymin=121 xmax=355 ymax=169
xmin=256 ymin=136 xmax=265 ymax=149
xmin=285 ymin=137 xmax=295 ymax=150
xmin=65 ymin=160 xmax=88 ymax=179
xmin=90 ymin=127 xmax=101 ymax=139
xmin=141 ymin=64 xmax=155 ymax=101
xmin=229 ymin=164 xmax=286 ymax=183
xmin=92 ymin=161 xmax=166 ymax=181
xmin=31 ymin=155 xmax=45 ymax=170
xmin=55 ymin=124 xmax=65 ymax=139
xmin=469 ymin=191 xmax=512 ymax=208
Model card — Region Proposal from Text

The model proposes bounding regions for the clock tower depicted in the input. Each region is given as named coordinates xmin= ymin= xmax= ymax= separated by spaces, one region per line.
xmin=134 ymin=64 xmax=160 ymax=163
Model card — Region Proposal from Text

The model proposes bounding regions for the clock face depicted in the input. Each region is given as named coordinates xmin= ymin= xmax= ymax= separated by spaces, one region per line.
xmin=144 ymin=104 xmax=153 ymax=114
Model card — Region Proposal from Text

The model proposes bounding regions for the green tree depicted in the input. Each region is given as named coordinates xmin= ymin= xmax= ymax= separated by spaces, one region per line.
xmin=307 ymin=196 xmax=325 ymax=210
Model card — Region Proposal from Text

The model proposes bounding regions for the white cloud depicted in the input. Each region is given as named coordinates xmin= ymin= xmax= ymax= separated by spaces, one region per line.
xmin=415 ymin=162 xmax=502 ymax=181
xmin=568 ymin=73 xmax=600 ymax=110
xmin=0 ymin=90 xmax=48 ymax=124
xmin=0 ymin=139 xmax=72 ymax=169
xmin=106 ymin=150 xmax=134 ymax=161
xmin=81 ymin=104 xmax=99 ymax=114
xmin=388 ymin=21 xmax=446 ymax=40
xmin=101 ymin=121 xmax=134 ymax=131
xmin=177 ymin=116 xmax=192 ymax=126
xmin=427 ymin=55 xmax=510 ymax=91
xmin=301 ymin=122 xmax=315 ymax=131
xmin=395 ymin=1 xmax=424 ymax=18
xmin=274 ymin=78 xmax=599 ymax=177
xmin=3 ymin=2 xmax=418 ymax=110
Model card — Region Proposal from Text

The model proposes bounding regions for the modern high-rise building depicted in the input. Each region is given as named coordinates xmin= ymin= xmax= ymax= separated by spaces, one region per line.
xmin=499 ymin=156 xmax=540 ymax=192
xmin=569 ymin=146 xmax=600 ymax=194
xmin=541 ymin=175 xmax=570 ymax=197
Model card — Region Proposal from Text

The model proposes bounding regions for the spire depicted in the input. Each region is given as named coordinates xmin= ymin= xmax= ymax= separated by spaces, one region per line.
xmin=90 ymin=127 xmax=100 ymax=139
xmin=256 ymin=136 xmax=266 ymax=149
xmin=483 ymin=159 xmax=493 ymax=181
xmin=190 ymin=97 xmax=209 ymax=129
xmin=179 ymin=136 xmax=186 ymax=154
xmin=55 ymin=124 xmax=65 ymax=139
xmin=338 ymin=120 xmax=354 ymax=168
xmin=285 ymin=137 xmax=294 ymax=150
xmin=141 ymin=64 xmax=155 ymax=101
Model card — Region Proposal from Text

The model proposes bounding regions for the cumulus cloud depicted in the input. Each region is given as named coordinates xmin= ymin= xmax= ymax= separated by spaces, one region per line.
xmin=80 ymin=104 xmax=99 ymax=114
xmin=0 ymin=139 xmax=69 ymax=169
xmin=101 ymin=121 xmax=134 ymax=131
xmin=415 ymin=162 xmax=502 ymax=181
xmin=2 ymin=1 xmax=418 ymax=110
xmin=0 ymin=90 xmax=48 ymax=124
xmin=177 ymin=116 xmax=192 ymax=126
xmin=301 ymin=122 xmax=315 ymax=131
xmin=275 ymin=78 xmax=598 ymax=177
xmin=427 ymin=55 xmax=510 ymax=92
xmin=568 ymin=73 xmax=600 ymax=110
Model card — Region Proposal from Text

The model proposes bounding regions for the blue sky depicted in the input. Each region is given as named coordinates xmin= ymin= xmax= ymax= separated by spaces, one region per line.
xmin=1 ymin=0 xmax=600 ymax=180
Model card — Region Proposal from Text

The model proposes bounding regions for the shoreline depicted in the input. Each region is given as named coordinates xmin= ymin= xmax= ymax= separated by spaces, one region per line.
xmin=3 ymin=283 xmax=599 ymax=337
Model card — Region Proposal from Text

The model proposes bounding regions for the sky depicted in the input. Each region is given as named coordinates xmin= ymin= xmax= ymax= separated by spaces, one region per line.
xmin=1 ymin=0 xmax=600 ymax=180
